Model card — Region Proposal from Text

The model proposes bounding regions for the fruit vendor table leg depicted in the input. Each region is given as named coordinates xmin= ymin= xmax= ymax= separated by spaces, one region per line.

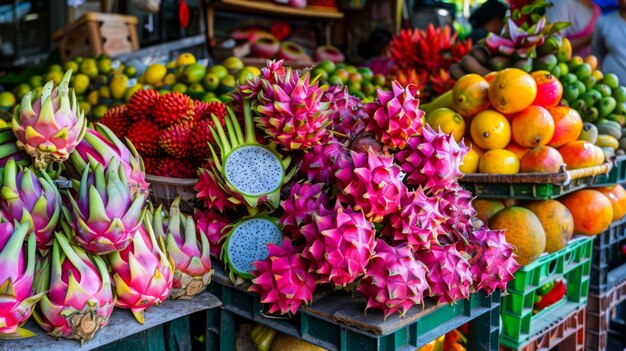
xmin=0 ymin=292 xmax=221 ymax=351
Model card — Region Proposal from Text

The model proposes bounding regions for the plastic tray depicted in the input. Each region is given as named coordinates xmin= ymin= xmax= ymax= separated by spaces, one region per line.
xmin=590 ymin=215 xmax=626 ymax=294
xmin=500 ymin=237 xmax=593 ymax=349
xmin=460 ymin=163 xmax=611 ymax=200
xmin=207 ymin=264 xmax=501 ymax=351
xmin=585 ymin=279 xmax=626 ymax=351
xmin=592 ymin=155 xmax=626 ymax=186
xmin=500 ymin=307 xmax=585 ymax=351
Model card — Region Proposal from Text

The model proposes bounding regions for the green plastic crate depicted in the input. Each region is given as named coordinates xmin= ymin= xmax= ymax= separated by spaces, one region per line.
xmin=459 ymin=178 xmax=592 ymax=200
xmin=593 ymin=155 xmax=626 ymax=186
xmin=500 ymin=236 xmax=593 ymax=349
xmin=208 ymin=264 xmax=500 ymax=351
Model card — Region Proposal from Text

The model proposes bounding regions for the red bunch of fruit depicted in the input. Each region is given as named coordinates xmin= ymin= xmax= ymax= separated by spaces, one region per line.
xmin=389 ymin=24 xmax=472 ymax=96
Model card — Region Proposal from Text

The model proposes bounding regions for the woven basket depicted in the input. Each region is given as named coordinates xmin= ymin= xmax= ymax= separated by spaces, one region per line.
xmin=146 ymin=174 xmax=198 ymax=213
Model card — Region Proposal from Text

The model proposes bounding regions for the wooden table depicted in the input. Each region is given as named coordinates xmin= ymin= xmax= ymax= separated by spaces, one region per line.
xmin=1 ymin=292 xmax=221 ymax=351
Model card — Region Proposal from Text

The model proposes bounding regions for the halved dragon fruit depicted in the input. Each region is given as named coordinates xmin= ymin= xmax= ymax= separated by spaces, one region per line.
xmin=221 ymin=216 xmax=283 ymax=284
xmin=205 ymin=104 xmax=294 ymax=210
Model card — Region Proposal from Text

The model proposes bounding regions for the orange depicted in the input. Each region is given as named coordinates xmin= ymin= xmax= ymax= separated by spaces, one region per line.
xmin=593 ymin=185 xmax=626 ymax=221
xmin=558 ymin=141 xmax=597 ymax=169
xmin=459 ymin=147 xmax=479 ymax=174
xmin=511 ymin=105 xmax=555 ymax=147
xmin=425 ymin=107 xmax=466 ymax=142
xmin=473 ymin=199 xmax=505 ymax=224
xmin=478 ymin=149 xmax=520 ymax=174
xmin=524 ymin=200 xmax=574 ymax=253
xmin=470 ymin=110 xmax=511 ymax=149
xmin=584 ymin=55 xmax=598 ymax=70
xmin=451 ymin=74 xmax=491 ymax=117
xmin=505 ymin=142 xmax=529 ymax=159
xmin=547 ymin=106 xmax=583 ymax=148
xmin=489 ymin=206 xmax=547 ymax=265
xmin=560 ymin=189 xmax=613 ymax=236
xmin=488 ymin=68 xmax=537 ymax=114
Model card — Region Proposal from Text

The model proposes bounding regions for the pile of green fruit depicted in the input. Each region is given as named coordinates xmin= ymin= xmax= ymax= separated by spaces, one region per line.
xmin=311 ymin=60 xmax=387 ymax=101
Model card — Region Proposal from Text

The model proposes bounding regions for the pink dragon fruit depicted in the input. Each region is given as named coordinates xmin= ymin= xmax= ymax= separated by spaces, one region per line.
xmin=235 ymin=59 xmax=287 ymax=103
xmin=394 ymin=124 xmax=468 ymax=191
xmin=249 ymin=239 xmax=318 ymax=315
xmin=70 ymin=123 xmax=150 ymax=196
xmin=152 ymin=198 xmax=213 ymax=300
xmin=357 ymin=240 xmax=429 ymax=319
xmin=32 ymin=233 xmax=114 ymax=343
xmin=485 ymin=17 xmax=547 ymax=58
xmin=416 ymin=244 xmax=474 ymax=304
xmin=64 ymin=160 xmax=146 ymax=255
xmin=364 ymin=81 xmax=424 ymax=151
xmin=12 ymin=70 xmax=87 ymax=170
xmin=254 ymin=61 xmax=331 ymax=150
xmin=299 ymin=137 xmax=351 ymax=184
xmin=0 ymin=128 xmax=30 ymax=177
xmin=335 ymin=148 xmax=405 ymax=223
xmin=457 ymin=228 xmax=520 ymax=295
xmin=436 ymin=182 xmax=477 ymax=242
xmin=279 ymin=182 xmax=330 ymax=240
xmin=195 ymin=167 xmax=237 ymax=212
xmin=321 ymin=85 xmax=367 ymax=139
xmin=381 ymin=188 xmax=445 ymax=250
xmin=301 ymin=202 xmax=375 ymax=287
xmin=109 ymin=217 xmax=174 ymax=324
xmin=0 ymin=222 xmax=45 ymax=338
xmin=194 ymin=210 xmax=229 ymax=257
xmin=1 ymin=158 xmax=61 ymax=250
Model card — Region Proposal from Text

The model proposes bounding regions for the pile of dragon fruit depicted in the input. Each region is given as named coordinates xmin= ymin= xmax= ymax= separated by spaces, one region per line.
xmin=194 ymin=60 xmax=520 ymax=318
xmin=0 ymin=70 xmax=214 ymax=342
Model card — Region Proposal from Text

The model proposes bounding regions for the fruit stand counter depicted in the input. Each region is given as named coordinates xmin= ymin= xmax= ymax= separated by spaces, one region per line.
xmin=1 ymin=292 xmax=221 ymax=351
xmin=207 ymin=265 xmax=500 ymax=351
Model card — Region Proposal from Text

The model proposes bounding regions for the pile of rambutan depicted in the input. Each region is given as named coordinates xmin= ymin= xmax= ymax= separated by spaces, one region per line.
xmin=101 ymin=90 xmax=227 ymax=178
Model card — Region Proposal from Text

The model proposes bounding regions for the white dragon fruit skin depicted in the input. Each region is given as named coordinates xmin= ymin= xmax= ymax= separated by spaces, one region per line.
xmin=301 ymin=202 xmax=376 ymax=287
xmin=299 ymin=137 xmax=351 ymax=185
xmin=357 ymin=240 xmax=429 ymax=319
xmin=394 ymin=124 xmax=468 ymax=190
xmin=458 ymin=228 xmax=520 ymax=295
xmin=109 ymin=218 xmax=174 ymax=324
xmin=417 ymin=244 xmax=473 ymax=304
xmin=279 ymin=182 xmax=330 ymax=240
xmin=32 ymin=233 xmax=114 ymax=343
xmin=249 ymin=239 xmax=318 ymax=316
xmin=381 ymin=188 xmax=446 ymax=250
xmin=335 ymin=148 xmax=406 ymax=223
xmin=0 ymin=222 xmax=45 ymax=338
xmin=364 ymin=81 xmax=424 ymax=151
xmin=153 ymin=199 xmax=213 ymax=300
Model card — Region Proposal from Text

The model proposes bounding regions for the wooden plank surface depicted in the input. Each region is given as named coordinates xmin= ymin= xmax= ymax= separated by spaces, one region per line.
xmin=1 ymin=293 xmax=221 ymax=351
xmin=212 ymin=264 xmax=463 ymax=336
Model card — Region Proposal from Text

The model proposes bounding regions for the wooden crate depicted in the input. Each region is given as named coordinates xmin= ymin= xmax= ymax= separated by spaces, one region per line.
xmin=53 ymin=12 xmax=139 ymax=63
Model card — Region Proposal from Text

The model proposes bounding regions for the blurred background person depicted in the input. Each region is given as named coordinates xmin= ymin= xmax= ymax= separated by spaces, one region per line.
xmin=545 ymin=0 xmax=601 ymax=56
xmin=592 ymin=0 xmax=626 ymax=83
xmin=469 ymin=0 xmax=507 ymax=42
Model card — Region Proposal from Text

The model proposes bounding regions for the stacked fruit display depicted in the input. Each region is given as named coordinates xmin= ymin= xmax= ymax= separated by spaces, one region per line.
xmin=0 ymin=54 xmax=257 ymax=122
xmin=424 ymin=68 xmax=609 ymax=175
xmin=311 ymin=60 xmax=386 ymax=100
xmin=193 ymin=59 xmax=519 ymax=318
xmin=99 ymin=89 xmax=228 ymax=179
xmin=388 ymin=24 xmax=472 ymax=99
xmin=0 ymin=70 xmax=215 ymax=342
xmin=231 ymin=27 xmax=345 ymax=63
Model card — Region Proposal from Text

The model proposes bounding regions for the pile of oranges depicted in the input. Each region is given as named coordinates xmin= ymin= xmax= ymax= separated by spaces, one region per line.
xmin=425 ymin=68 xmax=606 ymax=175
